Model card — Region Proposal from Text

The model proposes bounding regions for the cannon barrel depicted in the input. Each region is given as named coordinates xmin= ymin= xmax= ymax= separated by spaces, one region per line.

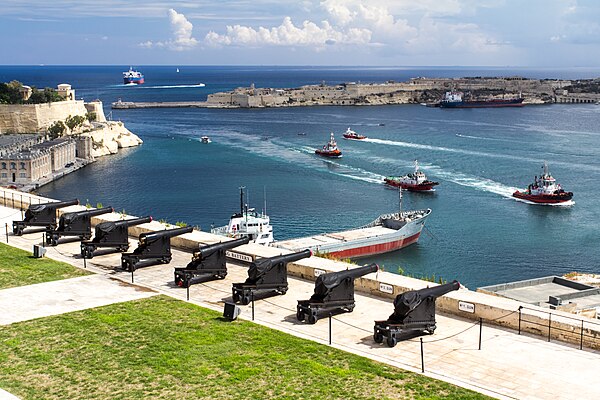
xmin=197 ymin=236 xmax=250 ymax=259
xmin=393 ymin=280 xmax=460 ymax=317
xmin=112 ymin=216 xmax=153 ymax=228
xmin=140 ymin=226 xmax=193 ymax=244
xmin=314 ymin=263 xmax=378 ymax=295
xmin=28 ymin=199 xmax=79 ymax=212
xmin=61 ymin=207 xmax=113 ymax=223
xmin=247 ymin=249 xmax=311 ymax=280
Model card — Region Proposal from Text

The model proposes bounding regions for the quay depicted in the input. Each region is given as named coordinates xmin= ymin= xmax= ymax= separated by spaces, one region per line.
xmin=1 ymin=188 xmax=599 ymax=399
xmin=111 ymin=100 xmax=211 ymax=109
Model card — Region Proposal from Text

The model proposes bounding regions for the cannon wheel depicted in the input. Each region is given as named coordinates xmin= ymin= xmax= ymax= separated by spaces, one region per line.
xmin=279 ymin=288 xmax=288 ymax=295
xmin=374 ymin=333 xmax=384 ymax=344
xmin=308 ymin=314 xmax=318 ymax=325
xmin=241 ymin=296 xmax=250 ymax=306
xmin=232 ymin=292 xmax=240 ymax=303
xmin=118 ymin=245 xmax=129 ymax=252
xmin=50 ymin=235 xmax=58 ymax=246
xmin=426 ymin=327 xmax=436 ymax=335
xmin=296 ymin=310 xmax=305 ymax=321
xmin=85 ymin=250 xmax=94 ymax=259
xmin=13 ymin=226 xmax=23 ymax=236
xmin=216 ymin=274 xmax=226 ymax=280
xmin=386 ymin=336 xmax=397 ymax=348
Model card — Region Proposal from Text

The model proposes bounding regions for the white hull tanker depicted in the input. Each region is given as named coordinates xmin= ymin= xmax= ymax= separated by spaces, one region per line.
xmin=273 ymin=209 xmax=430 ymax=258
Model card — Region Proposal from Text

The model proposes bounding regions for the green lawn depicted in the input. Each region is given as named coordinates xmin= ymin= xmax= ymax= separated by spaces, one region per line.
xmin=0 ymin=242 xmax=89 ymax=289
xmin=0 ymin=296 xmax=489 ymax=400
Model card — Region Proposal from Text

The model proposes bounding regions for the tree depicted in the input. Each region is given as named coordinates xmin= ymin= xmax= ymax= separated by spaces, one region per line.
xmin=48 ymin=121 xmax=66 ymax=139
xmin=65 ymin=115 xmax=86 ymax=130
xmin=85 ymin=112 xmax=97 ymax=122
xmin=0 ymin=80 xmax=23 ymax=104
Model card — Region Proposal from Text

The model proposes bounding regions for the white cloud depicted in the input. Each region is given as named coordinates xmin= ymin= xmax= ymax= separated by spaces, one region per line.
xmin=140 ymin=8 xmax=198 ymax=51
xmin=205 ymin=16 xmax=371 ymax=48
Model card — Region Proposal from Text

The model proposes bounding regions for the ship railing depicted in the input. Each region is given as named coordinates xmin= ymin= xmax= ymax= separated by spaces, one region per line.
xmin=210 ymin=226 xmax=229 ymax=235
xmin=360 ymin=210 xmax=429 ymax=229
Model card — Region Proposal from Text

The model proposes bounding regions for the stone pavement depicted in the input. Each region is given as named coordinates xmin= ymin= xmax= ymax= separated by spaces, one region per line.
xmin=1 ymin=206 xmax=599 ymax=400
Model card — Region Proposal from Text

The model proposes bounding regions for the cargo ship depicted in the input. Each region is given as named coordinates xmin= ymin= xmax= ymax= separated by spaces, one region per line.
xmin=123 ymin=67 xmax=144 ymax=85
xmin=273 ymin=209 xmax=430 ymax=258
xmin=439 ymin=91 xmax=524 ymax=108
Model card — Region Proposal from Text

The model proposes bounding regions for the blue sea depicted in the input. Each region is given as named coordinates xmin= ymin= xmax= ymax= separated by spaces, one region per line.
xmin=2 ymin=65 xmax=600 ymax=288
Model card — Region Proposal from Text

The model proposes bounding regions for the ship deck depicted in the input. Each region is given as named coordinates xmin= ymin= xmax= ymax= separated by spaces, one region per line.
xmin=274 ymin=225 xmax=396 ymax=252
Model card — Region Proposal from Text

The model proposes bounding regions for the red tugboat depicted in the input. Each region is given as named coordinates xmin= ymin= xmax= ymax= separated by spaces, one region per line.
xmin=342 ymin=127 xmax=367 ymax=140
xmin=512 ymin=162 xmax=573 ymax=204
xmin=384 ymin=160 xmax=439 ymax=191
xmin=315 ymin=132 xmax=342 ymax=158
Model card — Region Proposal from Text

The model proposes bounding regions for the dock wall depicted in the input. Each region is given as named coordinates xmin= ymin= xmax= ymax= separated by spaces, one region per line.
xmin=2 ymin=187 xmax=599 ymax=349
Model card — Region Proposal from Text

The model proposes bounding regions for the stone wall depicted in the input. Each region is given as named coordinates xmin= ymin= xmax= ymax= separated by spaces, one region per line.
xmin=0 ymin=100 xmax=88 ymax=134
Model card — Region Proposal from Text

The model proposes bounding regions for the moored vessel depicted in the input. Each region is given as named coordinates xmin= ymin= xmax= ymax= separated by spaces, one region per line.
xmin=273 ymin=208 xmax=430 ymax=258
xmin=211 ymin=187 xmax=274 ymax=245
xmin=342 ymin=127 xmax=367 ymax=140
xmin=123 ymin=67 xmax=144 ymax=85
xmin=439 ymin=91 xmax=524 ymax=108
xmin=384 ymin=160 xmax=439 ymax=191
xmin=315 ymin=132 xmax=342 ymax=158
xmin=512 ymin=162 xmax=573 ymax=204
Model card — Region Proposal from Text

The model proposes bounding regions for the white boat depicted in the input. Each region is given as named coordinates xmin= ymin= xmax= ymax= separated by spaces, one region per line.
xmin=201 ymin=136 xmax=211 ymax=143
xmin=211 ymin=187 xmax=274 ymax=245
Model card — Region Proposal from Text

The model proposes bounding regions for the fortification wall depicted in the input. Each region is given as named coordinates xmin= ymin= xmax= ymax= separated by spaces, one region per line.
xmin=0 ymin=100 xmax=88 ymax=134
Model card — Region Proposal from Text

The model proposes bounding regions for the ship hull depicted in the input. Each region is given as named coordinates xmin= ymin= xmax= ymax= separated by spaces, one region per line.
xmin=343 ymin=134 xmax=366 ymax=140
xmin=315 ymin=150 xmax=342 ymax=158
xmin=384 ymin=178 xmax=438 ymax=191
xmin=440 ymin=98 xmax=524 ymax=108
xmin=512 ymin=191 xmax=573 ymax=204
xmin=124 ymin=77 xmax=144 ymax=85
xmin=273 ymin=209 xmax=430 ymax=259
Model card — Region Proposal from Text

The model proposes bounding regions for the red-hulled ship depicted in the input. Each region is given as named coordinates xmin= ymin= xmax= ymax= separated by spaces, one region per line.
xmin=342 ymin=127 xmax=367 ymax=140
xmin=384 ymin=160 xmax=439 ymax=191
xmin=315 ymin=132 xmax=342 ymax=158
xmin=512 ymin=162 xmax=573 ymax=204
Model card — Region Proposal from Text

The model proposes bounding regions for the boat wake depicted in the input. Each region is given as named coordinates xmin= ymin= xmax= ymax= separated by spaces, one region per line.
xmin=141 ymin=84 xmax=206 ymax=89
xmin=512 ymin=198 xmax=575 ymax=207
xmin=421 ymin=165 xmax=519 ymax=198
xmin=455 ymin=133 xmax=517 ymax=142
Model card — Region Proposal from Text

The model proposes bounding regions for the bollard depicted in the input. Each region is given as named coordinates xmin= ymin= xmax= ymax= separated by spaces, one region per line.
xmin=5 ymin=223 xmax=8 ymax=243
xmin=479 ymin=318 xmax=482 ymax=350
xmin=131 ymin=269 xmax=134 ymax=284
xmin=251 ymin=292 xmax=255 ymax=321
xmin=328 ymin=313 xmax=332 ymax=345
xmin=186 ymin=285 xmax=190 ymax=301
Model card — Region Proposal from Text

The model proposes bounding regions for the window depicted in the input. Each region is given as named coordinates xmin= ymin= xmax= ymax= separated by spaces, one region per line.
xmin=19 ymin=173 xmax=26 ymax=178
xmin=1 ymin=162 xmax=5 ymax=169
xmin=20 ymin=162 xmax=25 ymax=170
xmin=10 ymin=162 xmax=16 ymax=169
xmin=1 ymin=173 xmax=6 ymax=178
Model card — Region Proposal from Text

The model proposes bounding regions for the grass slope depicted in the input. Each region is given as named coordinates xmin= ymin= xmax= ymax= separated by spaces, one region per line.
xmin=0 ymin=296 xmax=489 ymax=400
xmin=0 ymin=242 xmax=89 ymax=289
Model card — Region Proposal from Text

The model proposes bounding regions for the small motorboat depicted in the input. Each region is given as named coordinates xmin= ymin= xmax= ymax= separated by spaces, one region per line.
xmin=384 ymin=160 xmax=439 ymax=191
xmin=201 ymin=136 xmax=211 ymax=144
xmin=342 ymin=127 xmax=367 ymax=140
xmin=512 ymin=162 xmax=573 ymax=204
xmin=315 ymin=132 xmax=342 ymax=158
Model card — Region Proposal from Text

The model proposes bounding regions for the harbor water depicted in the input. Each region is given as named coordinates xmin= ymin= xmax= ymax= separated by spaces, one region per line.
xmin=3 ymin=65 xmax=600 ymax=288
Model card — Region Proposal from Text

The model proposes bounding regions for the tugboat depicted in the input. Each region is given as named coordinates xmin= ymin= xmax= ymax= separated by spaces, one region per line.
xmin=384 ymin=160 xmax=439 ymax=191
xmin=315 ymin=132 xmax=342 ymax=158
xmin=342 ymin=127 xmax=367 ymax=140
xmin=211 ymin=187 xmax=274 ymax=245
xmin=512 ymin=162 xmax=573 ymax=204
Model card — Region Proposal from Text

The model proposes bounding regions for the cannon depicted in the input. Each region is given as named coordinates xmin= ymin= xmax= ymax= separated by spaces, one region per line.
xmin=46 ymin=207 xmax=113 ymax=246
xmin=121 ymin=226 xmax=194 ymax=272
xmin=373 ymin=280 xmax=460 ymax=347
xmin=232 ymin=249 xmax=312 ymax=305
xmin=80 ymin=216 xmax=152 ymax=259
xmin=174 ymin=236 xmax=250 ymax=288
xmin=297 ymin=263 xmax=378 ymax=324
xmin=12 ymin=199 xmax=79 ymax=236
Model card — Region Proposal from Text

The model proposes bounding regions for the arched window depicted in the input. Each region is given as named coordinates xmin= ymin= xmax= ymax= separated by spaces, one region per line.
xmin=1 ymin=162 xmax=6 ymax=169
xmin=10 ymin=162 xmax=16 ymax=169
xmin=20 ymin=162 xmax=26 ymax=170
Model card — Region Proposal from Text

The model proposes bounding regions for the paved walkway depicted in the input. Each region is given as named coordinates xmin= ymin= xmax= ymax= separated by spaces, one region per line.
xmin=1 ymin=206 xmax=599 ymax=400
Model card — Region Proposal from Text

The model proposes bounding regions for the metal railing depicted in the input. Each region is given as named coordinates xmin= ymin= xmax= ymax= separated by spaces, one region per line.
xmin=518 ymin=305 xmax=600 ymax=350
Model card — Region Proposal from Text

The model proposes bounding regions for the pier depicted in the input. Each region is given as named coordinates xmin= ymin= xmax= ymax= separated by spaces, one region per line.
xmin=111 ymin=100 xmax=212 ymax=109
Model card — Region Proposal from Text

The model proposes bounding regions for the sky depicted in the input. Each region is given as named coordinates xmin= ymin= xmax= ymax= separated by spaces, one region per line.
xmin=1 ymin=0 xmax=600 ymax=66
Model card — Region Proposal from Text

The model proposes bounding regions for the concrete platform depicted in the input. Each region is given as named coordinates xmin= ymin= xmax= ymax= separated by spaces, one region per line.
xmin=1 ymin=205 xmax=599 ymax=399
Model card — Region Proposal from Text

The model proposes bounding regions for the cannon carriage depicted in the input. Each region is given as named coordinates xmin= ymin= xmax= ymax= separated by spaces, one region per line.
xmin=121 ymin=226 xmax=193 ymax=272
xmin=373 ymin=280 xmax=460 ymax=347
xmin=46 ymin=207 xmax=113 ymax=246
xmin=12 ymin=199 xmax=79 ymax=236
xmin=174 ymin=236 xmax=250 ymax=288
xmin=80 ymin=216 xmax=152 ymax=259
xmin=232 ymin=249 xmax=311 ymax=305
xmin=297 ymin=263 xmax=378 ymax=324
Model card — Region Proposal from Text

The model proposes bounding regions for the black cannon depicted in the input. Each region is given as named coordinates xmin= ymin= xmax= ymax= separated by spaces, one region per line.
xmin=80 ymin=216 xmax=152 ymax=259
xmin=297 ymin=263 xmax=378 ymax=324
xmin=174 ymin=236 xmax=250 ymax=288
xmin=46 ymin=207 xmax=113 ymax=246
xmin=121 ymin=226 xmax=194 ymax=272
xmin=374 ymin=280 xmax=460 ymax=347
xmin=12 ymin=199 xmax=79 ymax=236
xmin=232 ymin=249 xmax=312 ymax=305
